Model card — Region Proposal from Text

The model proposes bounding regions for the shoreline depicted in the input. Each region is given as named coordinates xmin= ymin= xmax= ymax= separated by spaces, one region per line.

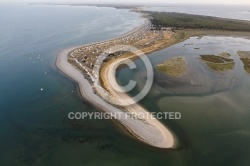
xmin=56 ymin=45 xmax=176 ymax=148
xmin=56 ymin=11 xmax=178 ymax=148
xmin=56 ymin=8 xmax=250 ymax=148
xmin=56 ymin=27 xmax=250 ymax=148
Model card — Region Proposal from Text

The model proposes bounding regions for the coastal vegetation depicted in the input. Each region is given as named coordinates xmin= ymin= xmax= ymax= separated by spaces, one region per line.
xmin=156 ymin=56 xmax=187 ymax=77
xmin=238 ymin=51 xmax=250 ymax=73
xmin=200 ymin=54 xmax=233 ymax=63
xmin=60 ymin=7 xmax=250 ymax=149
xmin=148 ymin=12 xmax=250 ymax=32
xmin=175 ymin=31 xmax=187 ymax=40
xmin=200 ymin=53 xmax=235 ymax=71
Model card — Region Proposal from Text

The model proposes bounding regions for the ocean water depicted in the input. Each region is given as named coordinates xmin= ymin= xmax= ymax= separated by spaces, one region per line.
xmin=1 ymin=3 xmax=250 ymax=166
xmin=0 ymin=4 xmax=149 ymax=166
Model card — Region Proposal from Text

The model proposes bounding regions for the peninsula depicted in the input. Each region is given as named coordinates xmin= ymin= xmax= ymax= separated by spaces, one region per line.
xmin=57 ymin=20 xmax=179 ymax=148
xmin=57 ymin=8 xmax=250 ymax=148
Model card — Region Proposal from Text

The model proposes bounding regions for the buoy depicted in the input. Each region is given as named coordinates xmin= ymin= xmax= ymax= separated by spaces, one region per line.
xmin=40 ymin=88 xmax=43 ymax=91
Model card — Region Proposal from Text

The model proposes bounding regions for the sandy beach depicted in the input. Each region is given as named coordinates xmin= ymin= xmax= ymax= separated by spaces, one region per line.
xmin=56 ymin=24 xmax=249 ymax=148
xmin=56 ymin=46 xmax=175 ymax=148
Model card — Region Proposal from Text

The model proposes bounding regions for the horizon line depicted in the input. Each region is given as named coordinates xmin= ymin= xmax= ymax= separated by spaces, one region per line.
xmin=1 ymin=2 xmax=250 ymax=6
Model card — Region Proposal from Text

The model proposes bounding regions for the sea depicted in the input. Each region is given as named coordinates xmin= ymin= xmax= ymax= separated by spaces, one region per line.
xmin=1 ymin=3 xmax=250 ymax=166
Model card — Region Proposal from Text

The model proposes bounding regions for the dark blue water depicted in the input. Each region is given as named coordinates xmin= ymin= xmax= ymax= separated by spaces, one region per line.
xmin=0 ymin=4 xmax=150 ymax=166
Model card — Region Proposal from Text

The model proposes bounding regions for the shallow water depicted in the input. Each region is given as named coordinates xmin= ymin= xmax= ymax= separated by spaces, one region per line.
xmin=117 ymin=36 xmax=250 ymax=166
xmin=1 ymin=3 xmax=250 ymax=166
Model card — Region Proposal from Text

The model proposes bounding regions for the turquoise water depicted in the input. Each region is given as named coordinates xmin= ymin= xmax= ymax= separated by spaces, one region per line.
xmin=1 ymin=3 xmax=250 ymax=166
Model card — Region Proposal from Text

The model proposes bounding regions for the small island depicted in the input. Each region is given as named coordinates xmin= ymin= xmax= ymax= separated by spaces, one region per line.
xmin=238 ymin=51 xmax=250 ymax=73
xmin=156 ymin=56 xmax=187 ymax=77
xmin=200 ymin=53 xmax=235 ymax=71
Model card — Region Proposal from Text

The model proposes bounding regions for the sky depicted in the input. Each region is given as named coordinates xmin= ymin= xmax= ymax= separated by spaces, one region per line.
xmin=0 ymin=0 xmax=249 ymax=5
